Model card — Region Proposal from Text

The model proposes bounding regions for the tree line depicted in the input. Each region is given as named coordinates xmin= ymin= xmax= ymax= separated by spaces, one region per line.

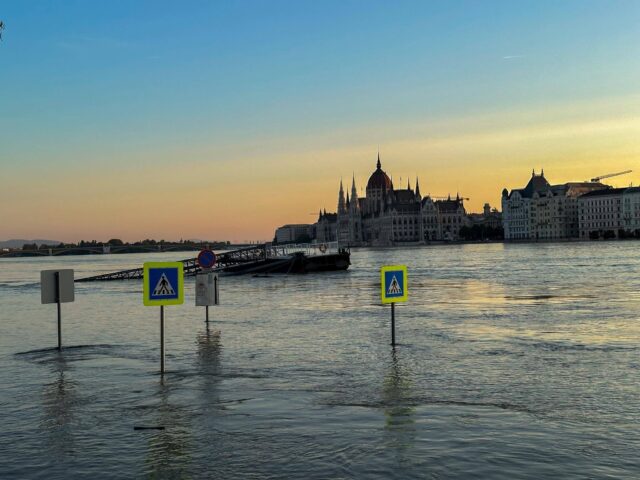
xmin=21 ymin=239 xmax=231 ymax=251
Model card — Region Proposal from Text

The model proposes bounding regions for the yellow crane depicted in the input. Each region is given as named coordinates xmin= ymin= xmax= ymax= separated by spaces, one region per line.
xmin=590 ymin=170 xmax=632 ymax=183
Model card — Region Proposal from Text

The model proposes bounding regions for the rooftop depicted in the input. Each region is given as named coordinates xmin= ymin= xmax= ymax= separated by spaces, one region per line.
xmin=579 ymin=187 xmax=627 ymax=198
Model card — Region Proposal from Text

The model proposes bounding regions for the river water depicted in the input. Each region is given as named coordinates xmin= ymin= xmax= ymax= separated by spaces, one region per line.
xmin=1 ymin=243 xmax=639 ymax=479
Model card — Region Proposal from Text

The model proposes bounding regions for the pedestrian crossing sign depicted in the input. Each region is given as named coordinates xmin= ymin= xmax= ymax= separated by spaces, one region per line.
xmin=143 ymin=262 xmax=184 ymax=306
xmin=380 ymin=265 xmax=408 ymax=304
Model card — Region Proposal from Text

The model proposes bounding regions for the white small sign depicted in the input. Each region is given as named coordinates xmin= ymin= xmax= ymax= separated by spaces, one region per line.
xmin=40 ymin=269 xmax=75 ymax=304
xmin=196 ymin=272 xmax=219 ymax=306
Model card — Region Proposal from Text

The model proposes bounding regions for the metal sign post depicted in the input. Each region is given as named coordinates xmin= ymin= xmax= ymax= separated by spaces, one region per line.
xmin=160 ymin=305 xmax=165 ymax=373
xmin=143 ymin=262 xmax=184 ymax=374
xmin=196 ymin=249 xmax=219 ymax=323
xmin=380 ymin=265 xmax=408 ymax=347
xmin=196 ymin=270 xmax=219 ymax=323
xmin=41 ymin=269 xmax=75 ymax=351
xmin=55 ymin=272 xmax=61 ymax=350
xmin=391 ymin=303 xmax=395 ymax=346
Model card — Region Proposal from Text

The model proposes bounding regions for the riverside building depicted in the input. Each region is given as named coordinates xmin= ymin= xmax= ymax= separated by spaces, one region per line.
xmin=502 ymin=170 xmax=606 ymax=240
xmin=577 ymin=187 xmax=640 ymax=239
xmin=317 ymin=155 xmax=469 ymax=246
xmin=622 ymin=187 xmax=640 ymax=234
xmin=274 ymin=224 xmax=312 ymax=244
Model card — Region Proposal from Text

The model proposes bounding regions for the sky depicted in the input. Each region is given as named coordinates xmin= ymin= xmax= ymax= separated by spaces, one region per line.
xmin=1 ymin=0 xmax=639 ymax=242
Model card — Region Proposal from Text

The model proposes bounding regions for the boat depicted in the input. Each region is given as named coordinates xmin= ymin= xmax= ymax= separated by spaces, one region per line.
xmin=221 ymin=245 xmax=351 ymax=275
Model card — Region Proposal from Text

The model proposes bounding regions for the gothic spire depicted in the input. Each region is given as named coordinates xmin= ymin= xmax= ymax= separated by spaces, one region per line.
xmin=376 ymin=151 xmax=381 ymax=170
xmin=415 ymin=177 xmax=421 ymax=197
xmin=350 ymin=173 xmax=359 ymax=210
xmin=338 ymin=179 xmax=346 ymax=214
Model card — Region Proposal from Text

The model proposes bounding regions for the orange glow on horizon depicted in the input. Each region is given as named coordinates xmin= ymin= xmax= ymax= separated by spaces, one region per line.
xmin=3 ymin=96 xmax=640 ymax=243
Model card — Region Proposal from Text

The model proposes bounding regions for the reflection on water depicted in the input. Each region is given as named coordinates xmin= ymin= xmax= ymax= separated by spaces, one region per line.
xmin=382 ymin=348 xmax=416 ymax=453
xmin=41 ymin=354 xmax=78 ymax=459
xmin=196 ymin=326 xmax=222 ymax=375
xmin=196 ymin=326 xmax=223 ymax=414
xmin=144 ymin=379 xmax=193 ymax=480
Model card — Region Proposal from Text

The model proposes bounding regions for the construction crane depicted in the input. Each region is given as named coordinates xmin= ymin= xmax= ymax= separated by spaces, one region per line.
xmin=590 ymin=170 xmax=632 ymax=183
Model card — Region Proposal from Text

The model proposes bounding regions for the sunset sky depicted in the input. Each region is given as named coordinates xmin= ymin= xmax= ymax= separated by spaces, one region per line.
xmin=1 ymin=1 xmax=639 ymax=242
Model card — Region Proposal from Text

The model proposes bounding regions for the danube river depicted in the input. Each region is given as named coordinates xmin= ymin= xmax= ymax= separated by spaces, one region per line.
xmin=1 ymin=243 xmax=639 ymax=479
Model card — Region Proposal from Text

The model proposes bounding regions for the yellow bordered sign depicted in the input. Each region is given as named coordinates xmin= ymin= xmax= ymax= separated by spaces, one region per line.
xmin=380 ymin=265 xmax=408 ymax=304
xmin=143 ymin=262 xmax=184 ymax=306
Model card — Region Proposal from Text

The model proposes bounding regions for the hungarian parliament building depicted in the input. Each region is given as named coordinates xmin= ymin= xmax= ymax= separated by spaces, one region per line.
xmin=311 ymin=155 xmax=472 ymax=246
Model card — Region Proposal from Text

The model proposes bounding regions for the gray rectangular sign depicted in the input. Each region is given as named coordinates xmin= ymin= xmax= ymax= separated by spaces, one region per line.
xmin=195 ymin=272 xmax=219 ymax=306
xmin=41 ymin=269 xmax=75 ymax=304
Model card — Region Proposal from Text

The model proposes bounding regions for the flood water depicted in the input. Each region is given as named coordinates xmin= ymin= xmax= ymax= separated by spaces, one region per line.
xmin=1 ymin=243 xmax=639 ymax=479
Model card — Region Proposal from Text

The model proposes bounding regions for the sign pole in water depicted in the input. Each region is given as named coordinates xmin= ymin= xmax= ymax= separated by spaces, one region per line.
xmin=55 ymin=272 xmax=61 ymax=350
xmin=380 ymin=265 xmax=408 ymax=347
xmin=143 ymin=262 xmax=184 ymax=374
xmin=196 ymin=249 xmax=218 ymax=323
xmin=40 ymin=269 xmax=75 ymax=351
xmin=196 ymin=270 xmax=219 ymax=321
xmin=391 ymin=303 xmax=395 ymax=346
xmin=160 ymin=305 xmax=165 ymax=373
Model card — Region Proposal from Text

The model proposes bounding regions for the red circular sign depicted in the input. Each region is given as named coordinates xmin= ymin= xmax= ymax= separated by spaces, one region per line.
xmin=197 ymin=249 xmax=216 ymax=269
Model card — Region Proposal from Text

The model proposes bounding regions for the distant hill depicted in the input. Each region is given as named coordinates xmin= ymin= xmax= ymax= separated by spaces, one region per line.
xmin=0 ymin=239 xmax=61 ymax=249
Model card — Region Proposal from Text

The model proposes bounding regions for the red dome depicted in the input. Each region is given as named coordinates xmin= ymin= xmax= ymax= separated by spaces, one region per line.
xmin=367 ymin=155 xmax=392 ymax=190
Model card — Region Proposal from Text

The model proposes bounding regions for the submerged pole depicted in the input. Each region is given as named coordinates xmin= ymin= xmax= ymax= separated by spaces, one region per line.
xmin=391 ymin=303 xmax=396 ymax=346
xmin=55 ymin=271 xmax=62 ymax=351
xmin=160 ymin=305 xmax=165 ymax=374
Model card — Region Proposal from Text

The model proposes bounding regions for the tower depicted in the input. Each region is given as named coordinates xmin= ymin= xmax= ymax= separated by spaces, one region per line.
xmin=337 ymin=179 xmax=346 ymax=214
xmin=350 ymin=175 xmax=359 ymax=211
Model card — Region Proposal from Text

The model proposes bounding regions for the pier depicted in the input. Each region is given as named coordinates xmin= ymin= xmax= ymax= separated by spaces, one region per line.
xmin=76 ymin=242 xmax=347 ymax=282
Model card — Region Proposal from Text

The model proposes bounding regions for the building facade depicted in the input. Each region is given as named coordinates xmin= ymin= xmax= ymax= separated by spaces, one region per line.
xmin=314 ymin=210 xmax=338 ymax=243
xmin=314 ymin=155 xmax=470 ymax=246
xmin=502 ymin=170 xmax=606 ymax=240
xmin=274 ymin=224 xmax=312 ymax=244
xmin=578 ymin=187 xmax=627 ymax=239
xmin=468 ymin=203 xmax=503 ymax=229
xmin=622 ymin=187 xmax=640 ymax=235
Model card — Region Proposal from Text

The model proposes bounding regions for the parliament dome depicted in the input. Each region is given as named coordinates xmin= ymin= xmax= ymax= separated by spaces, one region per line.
xmin=366 ymin=155 xmax=392 ymax=190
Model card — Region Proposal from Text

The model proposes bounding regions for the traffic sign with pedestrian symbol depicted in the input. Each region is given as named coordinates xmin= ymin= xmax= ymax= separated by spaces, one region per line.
xmin=380 ymin=265 xmax=408 ymax=304
xmin=143 ymin=262 xmax=184 ymax=306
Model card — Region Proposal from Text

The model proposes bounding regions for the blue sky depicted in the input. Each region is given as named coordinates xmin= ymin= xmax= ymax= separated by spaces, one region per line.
xmin=1 ymin=1 xmax=639 ymax=241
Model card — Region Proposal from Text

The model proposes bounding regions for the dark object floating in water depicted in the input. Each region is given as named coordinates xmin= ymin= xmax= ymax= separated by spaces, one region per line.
xmin=134 ymin=426 xmax=165 ymax=430
xmin=76 ymin=243 xmax=350 ymax=282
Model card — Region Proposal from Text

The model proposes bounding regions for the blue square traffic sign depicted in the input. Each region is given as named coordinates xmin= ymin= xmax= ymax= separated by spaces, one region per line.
xmin=143 ymin=262 xmax=184 ymax=306
xmin=380 ymin=265 xmax=408 ymax=304
xmin=149 ymin=268 xmax=179 ymax=300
